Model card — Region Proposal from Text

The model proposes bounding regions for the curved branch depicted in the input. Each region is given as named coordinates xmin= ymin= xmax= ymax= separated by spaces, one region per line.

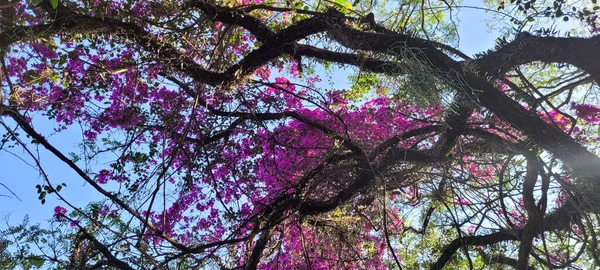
xmin=431 ymin=199 xmax=580 ymax=270
xmin=322 ymin=19 xmax=600 ymax=212
xmin=431 ymin=231 xmax=519 ymax=270
xmin=474 ymin=32 xmax=600 ymax=82
xmin=243 ymin=229 xmax=272 ymax=270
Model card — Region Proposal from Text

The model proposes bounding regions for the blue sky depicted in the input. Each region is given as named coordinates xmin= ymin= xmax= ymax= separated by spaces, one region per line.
xmin=0 ymin=3 xmax=499 ymax=227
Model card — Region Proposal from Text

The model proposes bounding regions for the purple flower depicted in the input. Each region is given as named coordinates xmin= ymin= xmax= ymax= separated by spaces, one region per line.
xmin=53 ymin=206 xmax=68 ymax=220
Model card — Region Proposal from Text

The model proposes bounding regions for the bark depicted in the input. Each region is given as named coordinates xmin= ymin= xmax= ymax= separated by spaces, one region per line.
xmin=5 ymin=2 xmax=600 ymax=267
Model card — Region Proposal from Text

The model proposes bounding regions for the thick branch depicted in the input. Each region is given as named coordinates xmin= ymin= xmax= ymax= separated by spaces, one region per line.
xmin=323 ymin=21 xmax=600 ymax=210
xmin=431 ymin=199 xmax=579 ymax=269
xmin=432 ymin=93 xmax=474 ymax=157
xmin=475 ymin=32 xmax=600 ymax=82
xmin=190 ymin=0 xmax=275 ymax=43
xmin=517 ymin=152 xmax=544 ymax=270
xmin=244 ymin=229 xmax=272 ymax=270
xmin=430 ymin=231 xmax=519 ymax=270
xmin=294 ymin=44 xmax=411 ymax=75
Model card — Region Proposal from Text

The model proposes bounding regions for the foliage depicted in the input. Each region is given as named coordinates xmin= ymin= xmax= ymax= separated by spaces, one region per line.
xmin=1 ymin=0 xmax=600 ymax=269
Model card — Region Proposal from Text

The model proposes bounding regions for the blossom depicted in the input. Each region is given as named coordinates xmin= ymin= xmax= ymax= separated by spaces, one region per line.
xmin=572 ymin=102 xmax=600 ymax=123
xmin=53 ymin=206 xmax=68 ymax=220
xmin=454 ymin=198 xmax=472 ymax=206
xmin=69 ymin=220 xmax=81 ymax=228
xmin=96 ymin=169 xmax=113 ymax=184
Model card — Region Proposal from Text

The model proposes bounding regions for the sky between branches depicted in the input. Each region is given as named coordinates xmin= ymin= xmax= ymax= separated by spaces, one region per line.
xmin=0 ymin=0 xmax=502 ymax=227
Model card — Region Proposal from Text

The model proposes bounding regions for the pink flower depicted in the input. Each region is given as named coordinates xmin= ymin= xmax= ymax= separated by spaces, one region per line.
xmin=69 ymin=220 xmax=81 ymax=228
xmin=572 ymin=102 xmax=600 ymax=123
xmin=53 ymin=206 xmax=67 ymax=220
xmin=454 ymin=198 xmax=472 ymax=206
xmin=97 ymin=169 xmax=112 ymax=184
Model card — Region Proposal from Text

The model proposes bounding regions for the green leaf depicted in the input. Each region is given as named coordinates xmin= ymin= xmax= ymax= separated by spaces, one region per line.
xmin=29 ymin=257 xmax=45 ymax=268
xmin=50 ymin=0 xmax=59 ymax=9
xmin=32 ymin=0 xmax=42 ymax=5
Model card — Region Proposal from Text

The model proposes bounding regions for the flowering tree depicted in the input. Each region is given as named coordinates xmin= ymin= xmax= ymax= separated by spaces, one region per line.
xmin=2 ymin=0 xmax=600 ymax=269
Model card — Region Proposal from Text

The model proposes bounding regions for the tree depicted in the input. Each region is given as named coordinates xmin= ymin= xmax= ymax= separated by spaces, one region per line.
xmin=2 ymin=0 xmax=600 ymax=269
